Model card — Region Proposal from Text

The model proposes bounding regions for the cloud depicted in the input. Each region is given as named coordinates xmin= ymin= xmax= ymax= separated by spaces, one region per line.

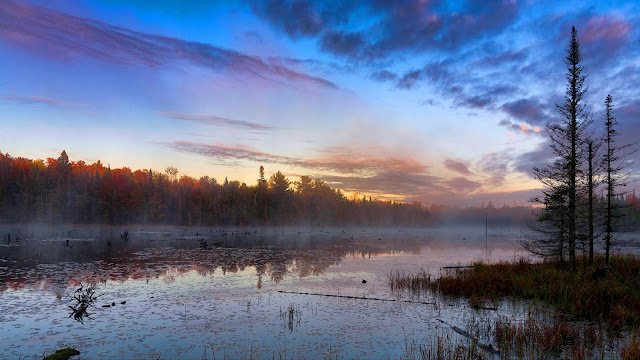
xmin=0 ymin=0 xmax=336 ymax=89
xmin=613 ymin=101 xmax=640 ymax=174
xmin=420 ymin=99 xmax=442 ymax=106
xmin=446 ymin=177 xmax=483 ymax=191
xmin=268 ymin=56 xmax=356 ymax=75
xmin=161 ymin=140 xmax=510 ymax=203
xmin=443 ymin=158 xmax=473 ymax=175
xmin=161 ymin=141 xmax=428 ymax=176
xmin=370 ymin=70 xmax=397 ymax=82
xmin=477 ymin=150 xmax=514 ymax=185
xmin=463 ymin=188 xmax=543 ymax=207
xmin=322 ymin=171 xmax=443 ymax=197
xmin=161 ymin=140 xmax=540 ymax=205
xmin=501 ymin=98 xmax=548 ymax=125
xmin=581 ymin=15 xmax=632 ymax=52
xmin=248 ymin=0 xmax=347 ymax=39
xmin=498 ymin=119 xmax=544 ymax=135
xmin=0 ymin=95 xmax=86 ymax=106
xmin=472 ymin=47 xmax=529 ymax=67
xmin=396 ymin=70 xmax=423 ymax=90
xmin=454 ymin=95 xmax=493 ymax=109
xmin=320 ymin=30 xmax=365 ymax=57
xmin=392 ymin=60 xmax=520 ymax=111
xmin=160 ymin=141 xmax=457 ymax=201
xmin=249 ymin=1 xmax=521 ymax=62
xmin=160 ymin=112 xmax=279 ymax=131
xmin=513 ymin=140 xmax=561 ymax=177
xmin=547 ymin=12 xmax=635 ymax=68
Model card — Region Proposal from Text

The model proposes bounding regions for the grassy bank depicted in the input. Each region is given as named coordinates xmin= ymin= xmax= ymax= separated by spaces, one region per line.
xmin=390 ymin=255 xmax=640 ymax=328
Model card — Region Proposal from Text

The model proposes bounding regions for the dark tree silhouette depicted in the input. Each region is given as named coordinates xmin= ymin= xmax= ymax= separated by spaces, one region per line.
xmin=525 ymin=27 xmax=593 ymax=266
xmin=557 ymin=26 xmax=591 ymax=269
xmin=526 ymin=164 xmax=570 ymax=259
xmin=586 ymin=139 xmax=598 ymax=263
xmin=602 ymin=95 xmax=637 ymax=264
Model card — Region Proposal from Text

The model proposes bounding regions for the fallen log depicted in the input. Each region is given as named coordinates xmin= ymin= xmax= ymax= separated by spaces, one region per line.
xmin=437 ymin=318 xmax=502 ymax=357
xmin=277 ymin=290 xmax=435 ymax=305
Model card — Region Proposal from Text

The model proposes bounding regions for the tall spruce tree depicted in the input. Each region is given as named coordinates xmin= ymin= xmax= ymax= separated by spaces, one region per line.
xmin=557 ymin=26 xmax=590 ymax=269
xmin=526 ymin=27 xmax=591 ymax=268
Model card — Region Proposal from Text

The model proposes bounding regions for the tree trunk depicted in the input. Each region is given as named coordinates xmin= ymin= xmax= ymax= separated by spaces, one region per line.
xmin=588 ymin=142 xmax=594 ymax=263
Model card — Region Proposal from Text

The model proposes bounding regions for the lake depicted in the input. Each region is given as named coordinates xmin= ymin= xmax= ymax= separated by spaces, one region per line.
xmin=1 ymin=225 xmax=635 ymax=359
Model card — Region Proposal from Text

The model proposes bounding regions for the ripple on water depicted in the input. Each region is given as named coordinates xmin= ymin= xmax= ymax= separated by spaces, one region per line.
xmin=0 ymin=226 xmax=542 ymax=359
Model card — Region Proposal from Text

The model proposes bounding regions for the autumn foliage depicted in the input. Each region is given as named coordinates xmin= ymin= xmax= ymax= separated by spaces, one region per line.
xmin=0 ymin=151 xmax=432 ymax=226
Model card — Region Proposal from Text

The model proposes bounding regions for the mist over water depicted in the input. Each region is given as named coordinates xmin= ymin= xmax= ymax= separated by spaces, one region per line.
xmin=0 ymin=225 xmax=537 ymax=359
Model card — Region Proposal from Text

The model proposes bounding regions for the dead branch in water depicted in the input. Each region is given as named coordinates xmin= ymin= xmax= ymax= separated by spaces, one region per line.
xmin=277 ymin=290 xmax=435 ymax=305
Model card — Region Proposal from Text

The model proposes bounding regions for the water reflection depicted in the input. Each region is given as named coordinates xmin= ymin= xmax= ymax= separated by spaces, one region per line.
xmin=0 ymin=227 xmax=450 ymax=295
xmin=0 ymin=226 xmax=533 ymax=359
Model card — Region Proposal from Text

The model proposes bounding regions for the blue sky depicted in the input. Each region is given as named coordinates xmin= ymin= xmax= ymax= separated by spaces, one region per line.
xmin=1 ymin=0 xmax=639 ymax=205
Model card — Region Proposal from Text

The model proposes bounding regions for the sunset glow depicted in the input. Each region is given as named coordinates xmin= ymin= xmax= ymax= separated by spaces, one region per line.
xmin=1 ymin=0 xmax=639 ymax=206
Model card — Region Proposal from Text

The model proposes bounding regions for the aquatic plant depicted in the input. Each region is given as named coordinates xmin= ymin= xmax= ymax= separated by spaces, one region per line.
xmin=42 ymin=347 xmax=80 ymax=360
xmin=279 ymin=302 xmax=301 ymax=332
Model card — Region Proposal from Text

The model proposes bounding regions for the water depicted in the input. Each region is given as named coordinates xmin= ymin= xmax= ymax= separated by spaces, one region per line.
xmin=0 ymin=226 xmax=581 ymax=359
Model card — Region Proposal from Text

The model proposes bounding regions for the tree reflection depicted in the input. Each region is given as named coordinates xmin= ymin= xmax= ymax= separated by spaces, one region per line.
xmin=0 ymin=229 xmax=427 ymax=293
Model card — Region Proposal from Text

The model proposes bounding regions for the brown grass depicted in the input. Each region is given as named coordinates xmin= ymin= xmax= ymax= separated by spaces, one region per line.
xmin=621 ymin=335 xmax=640 ymax=360
xmin=390 ymin=255 xmax=640 ymax=329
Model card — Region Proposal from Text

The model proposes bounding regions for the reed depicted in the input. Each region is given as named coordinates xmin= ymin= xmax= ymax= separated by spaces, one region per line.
xmin=390 ymin=255 xmax=640 ymax=329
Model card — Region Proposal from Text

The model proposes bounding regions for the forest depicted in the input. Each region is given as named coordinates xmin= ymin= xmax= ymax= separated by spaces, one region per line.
xmin=0 ymin=150 xmax=435 ymax=226
xmin=1 ymin=150 xmax=638 ymax=228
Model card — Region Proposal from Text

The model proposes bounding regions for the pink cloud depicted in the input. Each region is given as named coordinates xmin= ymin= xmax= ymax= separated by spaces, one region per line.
xmin=582 ymin=15 xmax=631 ymax=45
xmin=443 ymin=158 xmax=473 ymax=175
xmin=0 ymin=0 xmax=336 ymax=89
xmin=1 ymin=95 xmax=86 ymax=106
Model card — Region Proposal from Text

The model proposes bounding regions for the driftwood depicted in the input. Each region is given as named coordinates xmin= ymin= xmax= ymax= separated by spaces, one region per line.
xmin=437 ymin=318 xmax=502 ymax=357
xmin=277 ymin=290 xmax=435 ymax=305
xmin=441 ymin=265 xmax=475 ymax=269
xmin=68 ymin=283 xmax=101 ymax=323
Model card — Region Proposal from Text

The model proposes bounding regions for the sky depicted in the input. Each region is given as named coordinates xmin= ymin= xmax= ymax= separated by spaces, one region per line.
xmin=1 ymin=0 xmax=639 ymax=206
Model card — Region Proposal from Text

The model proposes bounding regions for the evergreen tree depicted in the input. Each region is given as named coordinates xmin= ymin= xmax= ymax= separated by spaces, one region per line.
xmin=526 ymin=27 xmax=592 ymax=268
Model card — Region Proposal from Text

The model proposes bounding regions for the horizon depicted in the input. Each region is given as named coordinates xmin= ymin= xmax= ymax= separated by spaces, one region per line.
xmin=1 ymin=148 xmax=550 ymax=209
xmin=1 ymin=0 xmax=640 ymax=207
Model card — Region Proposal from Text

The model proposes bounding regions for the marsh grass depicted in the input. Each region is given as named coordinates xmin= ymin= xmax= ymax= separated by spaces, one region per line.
xmin=398 ymin=330 xmax=483 ymax=360
xmin=390 ymin=255 xmax=640 ymax=329
xmin=390 ymin=255 xmax=640 ymax=358
xmin=621 ymin=335 xmax=640 ymax=360
xmin=279 ymin=302 xmax=301 ymax=332
xmin=492 ymin=312 xmax=611 ymax=359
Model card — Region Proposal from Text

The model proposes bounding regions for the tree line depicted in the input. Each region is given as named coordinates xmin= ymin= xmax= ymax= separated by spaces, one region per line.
xmin=0 ymin=151 xmax=433 ymax=226
xmin=526 ymin=27 xmax=638 ymax=267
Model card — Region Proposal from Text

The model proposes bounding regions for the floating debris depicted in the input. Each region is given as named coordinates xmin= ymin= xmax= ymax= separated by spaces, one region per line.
xmin=68 ymin=283 xmax=101 ymax=323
